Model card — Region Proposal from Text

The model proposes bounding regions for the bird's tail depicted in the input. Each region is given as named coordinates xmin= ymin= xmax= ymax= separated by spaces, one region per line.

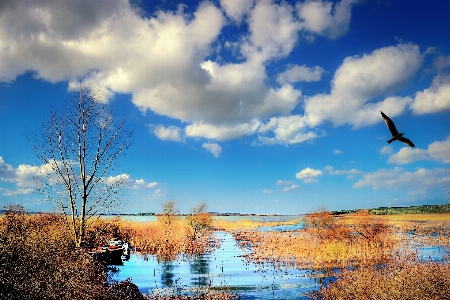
xmin=387 ymin=138 xmax=394 ymax=144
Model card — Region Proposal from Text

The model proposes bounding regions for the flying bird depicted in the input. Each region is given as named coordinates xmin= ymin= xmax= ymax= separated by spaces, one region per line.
xmin=381 ymin=111 xmax=415 ymax=147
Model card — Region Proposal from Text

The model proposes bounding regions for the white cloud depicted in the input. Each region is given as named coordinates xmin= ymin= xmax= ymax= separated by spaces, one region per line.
xmin=324 ymin=165 xmax=361 ymax=178
xmin=2 ymin=188 xmax=34 ymax=196
xmin=149 ymin=125 xmax=184 ymax=142
xmin=0 ymin=156 xmax=16 ymax=182
xmin=262 ymin=189 xmax=273 ymax=194
xmin=303 ymin=44 xmax=422 ymax=128
xmin=106 ymin=174 xmax=131 ymax=186
xmin=277 ymin=65 xmax=327 ymax=84
xmin=1 ymin=159 xmax=58 ymax=187
xmin=256 ymin=115 xmax=325 ymax=146
xmin=153 ymin=189 xmax=165 ymax=197
xmin=220 ymin=0 xmax=254 ymax=24
xmin=388 ymin=147 xmax=428 ymax=164
xmin=276 ymin=180 xmax=294 ymax=186
xmin=283 ymin=184 xmax=299 ymax=192
xmin=380 ymin=146 xmax=393 ymax=155
xmin=434 ymin=54 xmax=450 ymax=70
xmin=353 ymin=167 xmax=450 ymax=195
xmin=186 ymin=120 xmax=261 ymax=141
xmin=202 ymin=143 xmax=222 ymax=158
xmin=428 ymin=136 xmax=450 ymax=163
xmin=297 ymin=0 xmax=357 ymax=39
xmin=410 ymin=75 xmax=450 ymax=114
xmin=1 ymin=0 xmax=410 ymax=148
xmin=332 ymin=149 xmax=342 ymax=154
xmin=385 ymin=136 xmax=450 ymax=164
xmin=296 ymin=167 xmax=322 ymax=182
xmin=133 ymin=179 xmax=157 ymax=189
xmin=242 ymin=0 xmax=303 ymax=63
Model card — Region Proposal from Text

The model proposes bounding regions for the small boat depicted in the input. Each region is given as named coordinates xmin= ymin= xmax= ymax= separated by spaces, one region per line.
xmin=92 ymin=238 xmax=130 ymax=265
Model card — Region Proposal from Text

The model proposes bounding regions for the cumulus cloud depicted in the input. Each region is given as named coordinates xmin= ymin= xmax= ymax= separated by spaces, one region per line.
xmin=304 ymin=44 xmax=422 ymax=128
xmin=388 ymin=147 xmax=428 ymax=164
xmin=297 ymin=0 xmax=357 ymax=39
xmin=296 ymin=167 xmax=322 ymax=182
xmin=2 ymin=0 xmax=433 ymax=148
xmin=1 ymin=188 xmax=34 ymax=196
xmin=186 ymin=121 xmax=261 ymax=141
xmin=410 ymin=75 xmax=450 ymax=114
xmin=133 ymin=179 xmax=158 ymax=189
xmin=385 ymin=136 xmax=450 ymax=164
xmin=434 ymin=54 xmax=450 ymax=70
xmin=427 ymin=136 xmax=450 ymax=163
xmin=0 ymin=157 xmax=16 ymax=182
xmin=324 ymin=166 xmax=361 ymax=178
xmin=277 ymin=65 xmax=327 ymax=84
xmin=0 ymin=158 xmax=57 ymax=187
xmin=153 ymin=189 xmax=166 ymax=197
xmin=283 ymin=184 xmax=299 ymax=192
xmin=106 ymin=174 xmax=131 ymax=186
xmin=1 ymin=156 xmax=156 ymax=195
xmin=202 ymin=143 xmax=222 ymax=158
xmin=262 ymin=189 xmax=273 ymax=194
xmin=256 ymin=115 xmax=325 ymax=146
xmin=380 ymin=146 xmax=393 ymax=155
xmin=149 ymin=125 xmax=184 ymax=142
xmin=220 ymin=0 xmax=255 ymax=24
xmin=276 ymin=180 xmax=294 ymax=186
xmin=332 ymin=149 xmax=342 ymax=154
xmin=353 ymin=167 xmax=450 ymax=195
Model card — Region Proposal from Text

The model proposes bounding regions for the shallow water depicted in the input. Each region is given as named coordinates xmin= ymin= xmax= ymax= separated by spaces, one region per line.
xmin=114 ymin=231 xmax=319 ymax=299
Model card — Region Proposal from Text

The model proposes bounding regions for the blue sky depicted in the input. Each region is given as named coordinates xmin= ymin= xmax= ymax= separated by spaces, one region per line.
xmin=0 ymin=0 xmax=449 ymax=214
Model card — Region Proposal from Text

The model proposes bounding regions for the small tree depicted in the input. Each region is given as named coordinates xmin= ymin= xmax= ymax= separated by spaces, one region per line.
xmin=304 ymin=206 xmax=336 ymax=239
xmin=159 ymin=199 xmax=180 ymax=241
xmin=186 ymin=202 xmax=212 ymax=242
xmin=28 ymin=85 xmax=132 ymax=247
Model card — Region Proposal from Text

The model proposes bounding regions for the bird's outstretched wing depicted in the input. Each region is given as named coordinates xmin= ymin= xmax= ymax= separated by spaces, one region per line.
xmin=398 ymin=137 xmax=415 ymax=147
xmin=381 ymin=111 xmax=398 ymax=136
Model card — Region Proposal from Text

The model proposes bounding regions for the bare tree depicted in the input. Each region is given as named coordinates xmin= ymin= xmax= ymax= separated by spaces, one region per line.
xmin=159 ymin=199 xmax=180 ymax=240
xmin=28 ymin=85 xmax=132 ymax=247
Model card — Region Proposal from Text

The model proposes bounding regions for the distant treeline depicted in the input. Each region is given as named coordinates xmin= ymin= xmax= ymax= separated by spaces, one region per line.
xmin=331 ymin=204 xmax=450 ymax=215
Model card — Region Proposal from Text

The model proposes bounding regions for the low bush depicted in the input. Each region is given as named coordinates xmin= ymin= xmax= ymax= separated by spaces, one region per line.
xmin=0 ymin=205 xmax=145 ymax=300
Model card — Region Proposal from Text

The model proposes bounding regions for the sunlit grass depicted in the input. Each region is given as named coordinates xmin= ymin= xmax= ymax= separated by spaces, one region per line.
xmin=212 ymin=218 xmax=301 ymax=231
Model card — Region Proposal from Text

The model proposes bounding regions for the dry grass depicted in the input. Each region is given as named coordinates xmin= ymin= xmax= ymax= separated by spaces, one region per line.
xmin=309 ymin=256 xmax=450 ymax=300
xmin=230 ymin=211 xmax=450 ymax=299
xmin=0 ymin=205 xmax=146 ymax=300
xmin=234 ymin=214 xmax=396 ymax=271
xmin=212 ymin=218 xmax=300 ymax=232
xmin=101 ymin=215 xmax=220 ymax=262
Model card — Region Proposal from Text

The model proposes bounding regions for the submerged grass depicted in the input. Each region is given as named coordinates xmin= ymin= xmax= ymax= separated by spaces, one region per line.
xmin=231 ymin=211 xmax=450 ymax=298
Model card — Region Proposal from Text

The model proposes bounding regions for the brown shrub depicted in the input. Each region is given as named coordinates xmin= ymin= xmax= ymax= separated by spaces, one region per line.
xmin=310 ymin=256 xmax=450 ymax=300
xmin=0 ymin=205 xmax=145 ymax=300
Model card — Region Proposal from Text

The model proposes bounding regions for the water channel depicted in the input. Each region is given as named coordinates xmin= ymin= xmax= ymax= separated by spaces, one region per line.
xmin=112 ymin=216 xmax=448 ymax=299
xmin=114 ymin=231 xmax=319 ymax=299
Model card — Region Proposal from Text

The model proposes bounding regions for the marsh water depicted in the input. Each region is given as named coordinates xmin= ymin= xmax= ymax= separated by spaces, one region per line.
xmin=113 ymin=216 xmax=319 ymax=299
xmin=112 ymin=216 xmax=447 ymax=299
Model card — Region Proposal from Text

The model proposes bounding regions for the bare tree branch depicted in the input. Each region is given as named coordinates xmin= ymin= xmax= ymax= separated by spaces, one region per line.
xmin=27 ymin=85 xmax=132 ymax=247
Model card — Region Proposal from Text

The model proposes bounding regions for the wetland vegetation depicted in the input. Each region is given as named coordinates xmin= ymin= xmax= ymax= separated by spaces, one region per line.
xmin=1 ymin=203 xmax=449 ymax=299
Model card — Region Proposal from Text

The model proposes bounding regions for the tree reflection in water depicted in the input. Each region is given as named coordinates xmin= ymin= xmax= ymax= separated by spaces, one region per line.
xmin=190 ymin=255 xmax=210 ymax=287
xmin=161 ymin=261 xmax=175 ymax=287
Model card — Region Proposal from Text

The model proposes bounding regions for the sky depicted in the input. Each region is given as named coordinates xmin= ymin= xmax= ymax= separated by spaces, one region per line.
xmin=0 ymin=0 xmax=449 ymax=215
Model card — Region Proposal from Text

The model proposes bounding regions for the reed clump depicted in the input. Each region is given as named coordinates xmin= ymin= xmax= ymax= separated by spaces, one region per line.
xmin=234 ymin=212 xmax=395 ymax=271
xmin=114 ymin=214 xmax=220 ymax=262
xmin=309 ymin=255 xmax=450 ymax=300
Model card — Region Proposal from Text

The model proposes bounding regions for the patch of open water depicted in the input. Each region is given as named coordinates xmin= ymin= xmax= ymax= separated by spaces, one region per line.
xmin=114 ymin=231 xmax=319 ymax=299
